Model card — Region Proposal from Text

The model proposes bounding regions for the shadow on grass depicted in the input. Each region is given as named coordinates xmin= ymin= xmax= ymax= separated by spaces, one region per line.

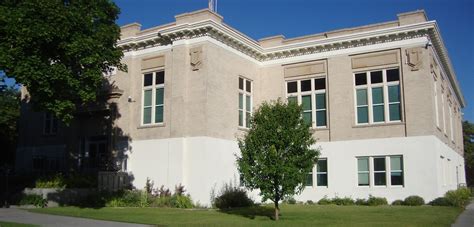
xmin=218 ymin=206 xmax=275 ymax=220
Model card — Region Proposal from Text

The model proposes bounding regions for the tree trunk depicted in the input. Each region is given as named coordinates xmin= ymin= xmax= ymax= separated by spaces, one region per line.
xmin=274 ymin=200 xmax=280 ymax=221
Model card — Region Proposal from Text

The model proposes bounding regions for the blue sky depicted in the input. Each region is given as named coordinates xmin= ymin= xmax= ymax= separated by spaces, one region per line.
xmin=114 ymin=0 xmax=473 ymax=121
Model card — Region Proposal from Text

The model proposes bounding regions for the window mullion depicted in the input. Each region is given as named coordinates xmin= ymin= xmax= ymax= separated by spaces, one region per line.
xmin=151 ymin=72 xmax=156 ymax=123
xmin=311 ymin=79 xmax=316 ymax=128
xmin=386 ymin=156 xmax=391 ymax=186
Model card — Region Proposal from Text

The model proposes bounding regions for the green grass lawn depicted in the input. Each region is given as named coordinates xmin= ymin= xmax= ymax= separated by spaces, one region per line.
xmin=0 ymin=221 xmax=38 ymax=227
xmin=29 ymin=204 xmax=462 ymax=227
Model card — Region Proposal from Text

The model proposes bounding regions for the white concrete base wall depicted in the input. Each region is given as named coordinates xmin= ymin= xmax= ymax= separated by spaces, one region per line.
xmin=128 ymin=135 xmax=465 ymax=205
xmin=297 ymin=136 xmax=465 ymax=203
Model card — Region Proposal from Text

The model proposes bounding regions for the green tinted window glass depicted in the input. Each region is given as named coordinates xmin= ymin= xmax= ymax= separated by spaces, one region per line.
xmin=372 ymin=87 xmax=384 ymax=104
xmin=302 ymin=95 xmax=312 ymax=110
xmin=306 ymin=173 xmax=313 ymax=186
xmin=317 ymin=174 xmax=328 ymax=186
xmin=389 ymin=103 xmax=401 ymax=121
xmin=316 ymin=93 xmax=326 ymax=109
xmin=287 ymin=96 xmax=297 ymax=104
xmin=316 ymin=110 xmax=326 ymax=126
xmin=391 ymin=172 xmax=404 ymax=186
xmin=374 ymin=173 xmax=386 ymax=186
xmin=388 ymin=85 xmax=400 ymax=102
xmin=390 ymin=156 xmax=402 ymax=171
xmin=373 ymin=105 xmax=385 ymax=122
xmin=357 ymin=107 xmax=369 ymax=123
xmin=155 ymin=106 xmax=163 ymax=123
xmin=357 ymin=89 xmax=367 ymax=105
xmin=374 ymin=157 xmax=386 ymax=171
xmin=239 ymin=94 xmax=243 ymax=109
xmin=239 ymin=110 xmax=243 ymax=126
xmin=303 ymin=112 xmax=312 ymax=125
xmin=143 ymin=107 xmax=151 ymax=124
xmin=144 ymin=90 xmax=152 ymax=106
xmin=358 ymin=173 xmax=369 ymax=186
xmin=246 ymin=95 xmax=251 ymax=111
xmin=156 ymin=88 xmax=164 ymax=105
xmin=317 ymin=160 xmax=327 ymax=172
xmin=358 ymin=158 xmax=369 ymax=171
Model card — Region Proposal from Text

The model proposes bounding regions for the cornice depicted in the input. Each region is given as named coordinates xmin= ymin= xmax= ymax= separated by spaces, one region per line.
xmin=118 ymin=20 xmax=464 ymax=107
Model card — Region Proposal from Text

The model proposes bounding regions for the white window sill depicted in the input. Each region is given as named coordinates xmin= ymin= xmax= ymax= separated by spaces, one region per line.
xmin=137 ymin=123 xmax=165 ymax=129
xmin=238 ymin=127 xmax=250 ymax=132
xmin=352 ymin=121 xmax=404 ymax=129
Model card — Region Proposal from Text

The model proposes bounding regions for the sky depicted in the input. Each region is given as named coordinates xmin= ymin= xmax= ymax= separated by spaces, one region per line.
xmin=114 ymin=0 xmax=474 ymax=121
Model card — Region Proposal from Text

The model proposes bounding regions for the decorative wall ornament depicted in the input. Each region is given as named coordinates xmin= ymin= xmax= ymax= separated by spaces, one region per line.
xmin=190 ymin=46 xmax=203 ymax=71
xmin=406 ymin=47 xmax=423 ymax=71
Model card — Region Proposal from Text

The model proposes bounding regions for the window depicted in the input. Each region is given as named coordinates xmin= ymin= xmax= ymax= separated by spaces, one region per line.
xmin=316 ymin=159 xmax=328 ymax=186
xmin=441 ymin=89 xmax=446 ymax=134
xmin=358 ymin=156 xmax=404 ymax=187
xmin=354 ymin=68 xmax=401 ymax=124
xmin=390 ymin=156 xmax=404 ymax=186
xmin=286 ymin=77 xmax=327 ymax=128
xmin=43 ymin=113 xmax=58 ymax=135
xmin=449 ymin=105 xmax=454 ymax=141
xmin=434 ymin=81 xmax=440 ymax=128
xmin=142 ymin=70 xmax=165 ymax=125
xmin=373 ymin=157 xmax=386 ymax=186
xmin=357 ymin=157 xmax=370 ymax=186
xmin=305 ymin=170 xmax=313 ymax=187
xmin=239 ymin=77 xmax=252 ymax=128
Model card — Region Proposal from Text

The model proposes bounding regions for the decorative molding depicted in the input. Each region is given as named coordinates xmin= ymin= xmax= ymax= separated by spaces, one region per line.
xmin=118 ymin=19 xmax=465 ymax=107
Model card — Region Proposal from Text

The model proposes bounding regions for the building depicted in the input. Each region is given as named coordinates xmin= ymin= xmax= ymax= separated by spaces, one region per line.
xmin=16 ymin=9 xmax=466 ymax=205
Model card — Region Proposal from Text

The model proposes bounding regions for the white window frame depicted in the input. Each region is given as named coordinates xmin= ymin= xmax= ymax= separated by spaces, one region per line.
xmin=433 ymin=79 xmax=440 ymax=128
xmin=373 ymin=156 xmax=387 ymax=187
xmin=389 ymin=156 xmax=404 ymax=187
xmin=141 ymin=69 xmax=165 ymax=125
xmin=449 ymin=103 xmax=454 ymax=142
xmin=441 ymin=87 xmax=447 ymax=135
xmin=316 ymin=158 xmax=328 ymax=187
xmin=357 ymin=155 xmax=404 ymax=188
xmin=43 ymin=113 xmax=58 ymax=135
xmin=286 ymin=77 xmax=328 ymax=129
xmin=353 ymin=68 xmax=402 ymax=125
xmin=238 ymin=77 xmax=252 ymax=128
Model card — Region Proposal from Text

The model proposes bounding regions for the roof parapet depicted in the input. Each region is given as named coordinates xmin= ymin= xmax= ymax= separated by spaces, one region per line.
xmin=397 ymin=10 xmax=428 ymax=25
xmin=175 ymin=9 xmax=223 ymax=25
xmin=120 ymin=23 xmax=141 ymax=39
xmin=258 ymin=35 xmax=285 ymax=48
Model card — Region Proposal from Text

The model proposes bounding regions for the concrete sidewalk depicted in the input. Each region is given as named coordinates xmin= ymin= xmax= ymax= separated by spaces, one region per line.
xmin=0 ymin=208 xmax=151 ymax=227
xmin=452 ymin=200 xmax=474 ymax=227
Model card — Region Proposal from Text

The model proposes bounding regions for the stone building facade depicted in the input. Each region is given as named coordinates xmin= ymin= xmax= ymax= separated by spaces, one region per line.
xmin=17 ymin=9 xmax=466 ymax=205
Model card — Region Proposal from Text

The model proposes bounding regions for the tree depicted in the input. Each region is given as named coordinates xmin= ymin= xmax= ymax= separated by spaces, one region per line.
xmin=463 ymin=121 xmax=474 ymax=186
xmin=0 ymin=0 xmax=126 ymax=123
xmin=236 ymin=99 xmax=320 ymax=220
xmin=0 ymin=83 xmax=20 ymax=167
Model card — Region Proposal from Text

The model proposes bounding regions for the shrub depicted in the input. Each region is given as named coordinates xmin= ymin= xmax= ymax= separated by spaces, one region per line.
xmin=403 ymin=195 xmax=425 ymax=206
xmin=306 ymin=200 xmax=314 ymax=205
xmin=355 ymin=198 xmax=368 ymax=206
xmin=367 ymin=195 xmax=388 ymax=206
xmin=19 ymin=194 xmax=47 ymax=208
xmin=35 ymin=174 xmax=66 ymax=188
xmin=429 ymin=197 xmax=451 ymax=206
xmin=391 ymin=200 xmax=404 ymax=206
xmin=317 ymin=196 xmax=332 ymax=205
xmin=104 ymin=190 xmax=146 ymax=207
xmin=332 ymin=197 xmax=355 ymax=206
xmin=212 ymin=182 xmax=254 ymax=209
xmin=285 ymin=197 xmax=297 ymax=204
xmin=445 ymin=188 xmax=472 ymax=207
xmin=35 ymin=173 xmax=97 ymax=188
xmin=171 ymin=195 xmax=193 ymax=208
